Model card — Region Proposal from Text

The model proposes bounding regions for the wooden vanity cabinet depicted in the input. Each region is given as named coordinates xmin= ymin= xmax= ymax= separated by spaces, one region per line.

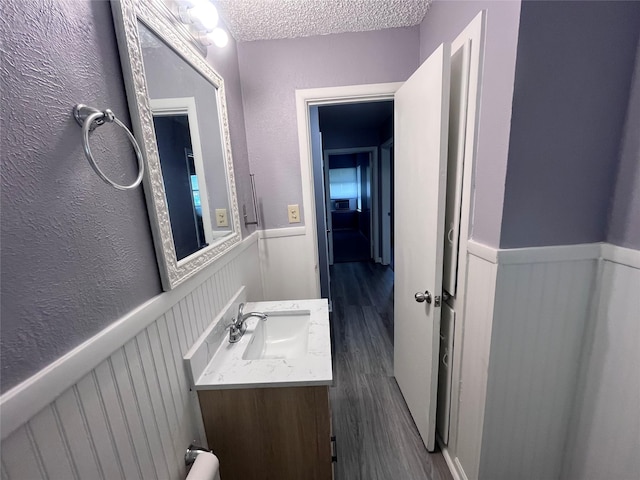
xmin=198 ymin=385 xmax=333 ymax=480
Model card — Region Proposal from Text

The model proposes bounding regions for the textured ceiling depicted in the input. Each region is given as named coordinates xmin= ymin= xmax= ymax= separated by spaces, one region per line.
xmin=213 ymin=0 xmax=431 ymax=42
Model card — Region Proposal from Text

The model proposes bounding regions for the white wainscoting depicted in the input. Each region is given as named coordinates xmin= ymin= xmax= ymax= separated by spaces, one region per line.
xmin=451 ymin=241 xmax=638 ymax=480
xmin=562 ymin=249 xmax=640 ymax=480
xmin=0 ymin=232 xmax=263 ymax=480
xmin=258 ymin=227 xmax=320 ymax=301
xmin=478 ymin=256 xmax=598 ymax=480
xmin=451 ymin=253 xmax=498 ymax=480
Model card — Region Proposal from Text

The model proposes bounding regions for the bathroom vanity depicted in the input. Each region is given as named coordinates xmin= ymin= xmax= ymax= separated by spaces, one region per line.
xmin=185 ymin=296 xmax=334 ymax=480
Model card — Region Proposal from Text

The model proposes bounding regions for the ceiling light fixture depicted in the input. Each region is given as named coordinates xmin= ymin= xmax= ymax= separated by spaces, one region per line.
xmin=177 ymin=0 xmax=229 ymax=48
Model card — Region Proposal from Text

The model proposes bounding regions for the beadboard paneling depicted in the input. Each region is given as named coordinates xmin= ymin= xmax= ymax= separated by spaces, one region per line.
xmin=478 ymin=258 xmax=597 ymax=480
xmin=563 ymin=258 xmax=640 ymax=480
xmin=453 ymin=253 xmax=498 ymax=480
xmin=1 ymin=234 xmax=263 ymax=480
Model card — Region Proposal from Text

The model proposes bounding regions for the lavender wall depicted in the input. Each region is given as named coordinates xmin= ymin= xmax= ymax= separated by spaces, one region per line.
xmin=500 ymin=0 xmax=640 ymax=248
xmin=0 ymin=0 xmax=161 ymax=392
xmin=419 ymin=0 xmax=522 ymax=247
xmin=0 ymin=0 xmax=252 ymax=392
xmin=607 ymin=38 xmax=640 ymax=250
xmin=237 ymin=27 xmax=420 ymax=229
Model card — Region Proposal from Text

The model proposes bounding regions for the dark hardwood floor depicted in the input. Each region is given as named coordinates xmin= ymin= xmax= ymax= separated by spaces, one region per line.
xmin=333 ymin=230 xmax=372 ymax=263
xmin=329 ymin=261 xmax=452 ymax=480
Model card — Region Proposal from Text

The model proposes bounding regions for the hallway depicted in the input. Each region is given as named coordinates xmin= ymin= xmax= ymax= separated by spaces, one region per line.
xmin=329 ymin=262 xmax=452 ymax=480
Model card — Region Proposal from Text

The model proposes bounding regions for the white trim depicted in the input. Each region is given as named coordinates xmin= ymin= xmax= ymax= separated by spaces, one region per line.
xmin=467 ymin=240 xmax=639 ymax=268
xmin=467 ymin=240 xmax=603 ymax=265
xmin=0 ymin=231 xmax=259 ymax=441
xmin=467 ymin=239 xmax=499 ymax=263
xmin=150 ymin=96 xmax=215 ymax=246
xmin=438 ymin=442 xmax=464 ymax=480
xmin=111 ymin=0 xmax=243 ymax=291
xmin=601 ymin=243 xmax=640 ymax=269
xmin=295 ymin=83 xmax=402 ymax=298
xmin=258 ymin=226 xmax=306 ymax=239
xmin=497 ymin=243 xmax=602 ymax=264
xmin=447 ymin=11 xmax=486 ymax=458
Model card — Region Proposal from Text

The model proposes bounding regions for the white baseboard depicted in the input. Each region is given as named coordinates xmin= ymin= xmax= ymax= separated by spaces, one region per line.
xmin=439 ymin=443 xmax=466 ymax=480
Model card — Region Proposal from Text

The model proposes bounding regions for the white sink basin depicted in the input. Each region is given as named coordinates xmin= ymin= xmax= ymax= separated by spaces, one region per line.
xmin=242 ymin=310 xmax=311 ymax=360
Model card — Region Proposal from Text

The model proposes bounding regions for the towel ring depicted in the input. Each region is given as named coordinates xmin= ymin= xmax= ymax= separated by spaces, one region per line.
xmin=73 ymin=104 xmax=144 ymax=190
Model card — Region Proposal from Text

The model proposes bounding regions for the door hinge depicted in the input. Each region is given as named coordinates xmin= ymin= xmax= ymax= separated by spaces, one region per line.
xmin=331 ymin=435 xmax=337 ymax=463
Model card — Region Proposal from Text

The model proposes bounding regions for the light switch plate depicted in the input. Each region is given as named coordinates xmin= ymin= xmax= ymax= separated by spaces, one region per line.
xmin=215 ymin=208 xmax=228 ymax=227
xmin=288 ymin=204 xmax=301 ymax=223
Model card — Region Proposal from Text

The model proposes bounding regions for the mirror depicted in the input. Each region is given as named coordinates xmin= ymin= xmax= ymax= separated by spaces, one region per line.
xmin=111 ymin=0 xmax=241 ymax=290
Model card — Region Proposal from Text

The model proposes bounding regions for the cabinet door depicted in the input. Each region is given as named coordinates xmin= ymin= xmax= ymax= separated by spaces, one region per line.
xmin=198 ymin=386 xmax=332 ymax=480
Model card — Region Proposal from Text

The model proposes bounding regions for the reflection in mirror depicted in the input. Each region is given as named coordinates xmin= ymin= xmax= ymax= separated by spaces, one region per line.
xmin=152 ymin=108 xmax=210 ymax=260
xmin=111 ymin=0 xmax=241 ymax=290
xmin=139 ymin=22 xmax=233 ymax=262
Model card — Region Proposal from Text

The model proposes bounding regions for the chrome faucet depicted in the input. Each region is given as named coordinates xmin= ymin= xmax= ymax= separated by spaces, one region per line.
xmin=229 ymin=302 xmax=267 ymax=343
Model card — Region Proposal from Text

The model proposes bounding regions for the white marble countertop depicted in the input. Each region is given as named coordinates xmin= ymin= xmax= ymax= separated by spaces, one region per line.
xmin=190 ymin=298 xmax=332 ymax=390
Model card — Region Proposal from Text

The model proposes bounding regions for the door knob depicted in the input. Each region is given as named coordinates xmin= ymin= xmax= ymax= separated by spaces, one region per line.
xmin=415 ymin=291 xmax=432 ymax=304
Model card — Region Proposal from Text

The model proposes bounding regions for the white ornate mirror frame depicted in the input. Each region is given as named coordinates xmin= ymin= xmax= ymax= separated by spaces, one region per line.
xmin=111 ymin=0 xmax=242 ymax=290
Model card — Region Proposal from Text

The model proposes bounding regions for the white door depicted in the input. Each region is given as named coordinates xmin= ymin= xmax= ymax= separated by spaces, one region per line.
xmin=394 ymin=42 xmax=451 ymax=452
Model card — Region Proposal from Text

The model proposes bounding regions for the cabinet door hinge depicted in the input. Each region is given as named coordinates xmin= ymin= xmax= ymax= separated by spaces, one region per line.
xmin=331 ymin=435 xmax=337 ymax=462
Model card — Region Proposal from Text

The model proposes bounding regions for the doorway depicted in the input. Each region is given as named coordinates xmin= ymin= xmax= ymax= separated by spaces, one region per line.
xmin=296 ymin=11 xmax=484 ymax=472
xmin=311 ymin=101 xmax=394 ymax=302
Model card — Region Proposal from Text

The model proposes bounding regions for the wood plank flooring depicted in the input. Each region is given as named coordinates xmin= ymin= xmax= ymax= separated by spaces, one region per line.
xmin=329 ymin=262 xmax=452 ymax=480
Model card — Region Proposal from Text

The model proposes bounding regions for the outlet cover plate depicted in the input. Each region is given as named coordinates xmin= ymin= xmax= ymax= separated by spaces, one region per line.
xmin=216 ymin=208 xmax=229 ymax=227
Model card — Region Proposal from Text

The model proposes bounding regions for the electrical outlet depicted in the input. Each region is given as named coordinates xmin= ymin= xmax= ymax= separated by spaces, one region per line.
xmin=288 ymin=204 xmax=301 ymax=223
xmin=215 ymin=208 xmax=228 ymax=227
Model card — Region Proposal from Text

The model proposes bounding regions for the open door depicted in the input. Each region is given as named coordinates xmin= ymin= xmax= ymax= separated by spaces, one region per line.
xmin=393 ymin=43 xmax=451 ymax=451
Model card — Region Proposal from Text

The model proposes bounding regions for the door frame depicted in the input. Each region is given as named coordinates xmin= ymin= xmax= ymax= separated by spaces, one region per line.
xmin=440 ymin=11 xmax=487 ymax=476
xmin=295 ymin=83 xmax=401 ymax=296
xmin=324 ymin=146 xmax=379 ymax=265
xmin=380 ymin=137 xmax=393 ymax=266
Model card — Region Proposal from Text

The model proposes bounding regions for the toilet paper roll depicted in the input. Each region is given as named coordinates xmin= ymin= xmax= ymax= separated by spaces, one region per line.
xmin=186 ymin=452 xmax=221 ymax=480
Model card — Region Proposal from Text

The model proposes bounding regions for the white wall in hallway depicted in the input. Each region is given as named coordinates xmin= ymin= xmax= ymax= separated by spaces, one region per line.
xmin=0 ymin=233 xmax=263 ymax=480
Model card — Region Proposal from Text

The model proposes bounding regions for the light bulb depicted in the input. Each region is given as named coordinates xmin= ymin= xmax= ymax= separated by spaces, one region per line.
xmin=209 ymin=28 xmax=229 ymax=48
xmin=183 ymin=0 xmax=218 ymax=32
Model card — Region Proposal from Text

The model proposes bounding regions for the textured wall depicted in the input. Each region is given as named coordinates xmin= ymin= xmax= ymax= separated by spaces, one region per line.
xmin=0 ymin=0 xmax=252 ymax=392
xmin=607 ymin=38 xmax=640 ymax=250
xmin=419 ymin=0 xmax=522 ymax=248
xmin=237 ymin=27 xmax=420 ymax=229
xmin=0 ymin=0 xmax=162 ymax=393
xmin=501 ymin=0 xmax=640 ymax=248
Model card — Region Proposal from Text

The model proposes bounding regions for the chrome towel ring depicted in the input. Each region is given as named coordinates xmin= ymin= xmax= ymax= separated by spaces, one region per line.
xmin=73 ymin=104 xmax=144 ymax=190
